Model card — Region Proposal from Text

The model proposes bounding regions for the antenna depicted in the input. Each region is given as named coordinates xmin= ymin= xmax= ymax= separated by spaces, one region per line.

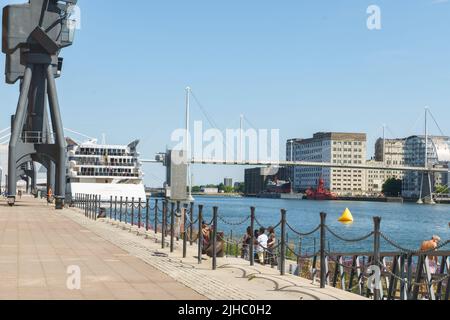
xmin=185 ymin=86 xmax=194 ymax=201
xmin=239 ymin=114 xmax=244 ymax=162
xmin=425 ymin=106 xmax=428 ymax=168
xmin=382 ymin=124 xmax=386 ymax=165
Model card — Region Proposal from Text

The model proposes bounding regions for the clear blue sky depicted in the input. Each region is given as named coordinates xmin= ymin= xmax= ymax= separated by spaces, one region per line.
xmin=1 ymin=0 xmax=449 ymax=186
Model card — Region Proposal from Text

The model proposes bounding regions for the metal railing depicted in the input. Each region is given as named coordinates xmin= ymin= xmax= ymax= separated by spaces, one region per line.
xmin=72 ymin=193 xmax=450 ymax=301
xmin=21 ymin=131 xmax=54 ymax=144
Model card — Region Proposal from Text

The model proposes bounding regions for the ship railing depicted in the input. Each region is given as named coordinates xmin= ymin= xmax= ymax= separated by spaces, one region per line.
xmin=72 ymin=193 xmax=450 ymax=301
xmin=21 ymin=131 xmax=54 ymax=144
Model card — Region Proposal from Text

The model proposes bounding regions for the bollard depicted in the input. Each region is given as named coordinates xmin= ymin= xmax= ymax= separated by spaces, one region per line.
xmin=320 ymin=212 xmax=327 ymax=289
xmin=145 ymin=198 xmax=150 ymax=231
xmin=154 ymin=199 xmax=159 ymax=234
xmin=131 ymin=198 xmax=135 ymax=227
xmin=162 ymin=200 xmax=167 ymax=249
xmin=114 ymin=196 xmax=117 ymax=221
xmin=190 ymin=202 xmax=194 ymax=246
xmin=250 ymin=207 xmax=255 ymax=266
xmin=119 ymin=196 xmax=123 ymax=222
xmin=373 ymin=216 xmax=382 ymax=300
xmin=198 ymin=205 xmax=203 ymax=264
xmin=170 ymin=202 xmax=175 ymax=253
xmin=183 ymin=205 xmax=188 ymax=258
xmin=280 ymin=209 xmax=287 ymax=276
xmin=212 ymin=207 xmax=218 ymax=271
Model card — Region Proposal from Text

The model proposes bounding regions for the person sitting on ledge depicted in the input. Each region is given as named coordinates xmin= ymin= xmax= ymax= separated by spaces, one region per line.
xmin=420 ymin=235 xmax=441 ymax=267
xmin=201 ymin=221 xmax=211 ymax=254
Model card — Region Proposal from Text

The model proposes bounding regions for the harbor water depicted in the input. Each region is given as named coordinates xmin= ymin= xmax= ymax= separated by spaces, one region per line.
xmin=196 ymin=196 xmax=450 ymax=254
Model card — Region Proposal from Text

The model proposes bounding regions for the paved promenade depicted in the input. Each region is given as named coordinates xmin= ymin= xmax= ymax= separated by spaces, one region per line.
xmin=0 ymin=197 xmax=367 ymax=300
xmin=0 ymin=197 xmax=204 ymax=300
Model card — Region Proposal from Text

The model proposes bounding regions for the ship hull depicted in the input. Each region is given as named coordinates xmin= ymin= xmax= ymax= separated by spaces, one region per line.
xmin=67 ymin=182 xmax=146 ymax=203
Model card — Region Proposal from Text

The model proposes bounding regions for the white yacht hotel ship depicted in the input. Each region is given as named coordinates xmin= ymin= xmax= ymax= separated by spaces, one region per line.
xmin=65 ymin=137 xmax=146 ymax=203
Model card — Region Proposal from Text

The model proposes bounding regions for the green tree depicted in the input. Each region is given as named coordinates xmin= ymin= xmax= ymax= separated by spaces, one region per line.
xmin=224 ymin=186 xmax=234 ymax=193
xmin=382 ymin=178 xmax=402 ymax=197
xmin=435 ymin=184 xmax=449 ymax=194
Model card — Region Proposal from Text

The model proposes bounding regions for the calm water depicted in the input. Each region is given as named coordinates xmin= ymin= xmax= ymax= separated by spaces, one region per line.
xmin=195 ymin=196 xmax=450 ymax=254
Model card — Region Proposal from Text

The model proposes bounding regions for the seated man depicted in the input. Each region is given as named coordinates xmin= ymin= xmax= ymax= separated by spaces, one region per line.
xmin=201 ymin=221 xmax=211 ymax=253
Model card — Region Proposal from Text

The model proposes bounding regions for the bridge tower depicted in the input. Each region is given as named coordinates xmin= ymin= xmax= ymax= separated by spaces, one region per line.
xmin=2 ymin=0 xmax=78 ymax=208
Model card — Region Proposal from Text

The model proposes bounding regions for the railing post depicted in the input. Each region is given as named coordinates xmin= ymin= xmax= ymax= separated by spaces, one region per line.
xmin=373 ymin=216 xmax=382 ymax=300
xmin=176 ymin=201 xmax=181 ymax=241
xmin=162 ymin=200 xmax=167 ymax=249
xmin=138 ymin=198 xmax=142 ymax=229
xmin=114 ymin=196 xmax=117 ymax=221
xmin=131 ymin=197 xmax=135 ymax=227
xmin=145 ymin=197 xmax=150 ymax=231
xmin=170 ymin=202 xmax=175 ymax=252
xmin=92 ymin=195 xmax=98 ymax=220
xmin=212 ymin=207 xmax=218 ymax=270
xmin=97 ymin=194 xmax=101 ymax=220
xmin=198 ymin=205 xmax=203 ymax=264
xmin=190 ymin=202 xmax=194 ymax=246
xmin=109 ymin=196 xmax=113 ymax=219
xmin=119 ymin=196 xmax=123 ymax=222
xmin=183 ymin=205 xmax=188 ymax=258
xmin=154 ymin=199 xmax=159 ymax=234
xmin=250 ymin=207 xmax=255 ymax=266
xmin=320 ymin=212 xmax=327 ymax=289
xmin=87 ymin=195 xmax=91 ymax=218
xmin=125 ymin=197 xmax=128 ymax=224
xmin=280 ymin=209 xmax=287 ymax=276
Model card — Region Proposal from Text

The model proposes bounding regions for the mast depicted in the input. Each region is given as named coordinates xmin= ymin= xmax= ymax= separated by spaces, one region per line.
xmin=425 ymin=107 xmax=428 ymax=168
xmin=185 ymin=87 xmax=194 ymax=201
xmin=239 ymin=114 xmax=244 ymax=162
xmin=382 ymin=124 xmax=386 ymax=165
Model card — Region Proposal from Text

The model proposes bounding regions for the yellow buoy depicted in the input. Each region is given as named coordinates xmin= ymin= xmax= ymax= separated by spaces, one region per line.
xmin=338 ymin=208 xmax=354 ymax=223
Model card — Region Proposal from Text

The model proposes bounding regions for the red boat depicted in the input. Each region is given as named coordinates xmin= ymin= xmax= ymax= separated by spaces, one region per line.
xmin=305 ymin=178 xmax=337 ymax=200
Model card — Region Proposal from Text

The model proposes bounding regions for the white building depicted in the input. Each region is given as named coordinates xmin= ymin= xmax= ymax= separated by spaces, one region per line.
xmin=287 ymin=132 xmax=367 ymax=196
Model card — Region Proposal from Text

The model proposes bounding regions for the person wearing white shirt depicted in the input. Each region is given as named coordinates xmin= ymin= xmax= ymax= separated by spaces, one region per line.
xmin=256 ymin=227 xmax=268 ymax=265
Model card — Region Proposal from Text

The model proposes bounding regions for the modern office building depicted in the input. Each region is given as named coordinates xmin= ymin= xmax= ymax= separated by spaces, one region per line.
xmin=402 ymin=135 xmax=450 ymax=198
xmin=374 ymin=138 xmax=406 ymax=181
xmin=287 ymin=133 xmax=367 ymax=196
